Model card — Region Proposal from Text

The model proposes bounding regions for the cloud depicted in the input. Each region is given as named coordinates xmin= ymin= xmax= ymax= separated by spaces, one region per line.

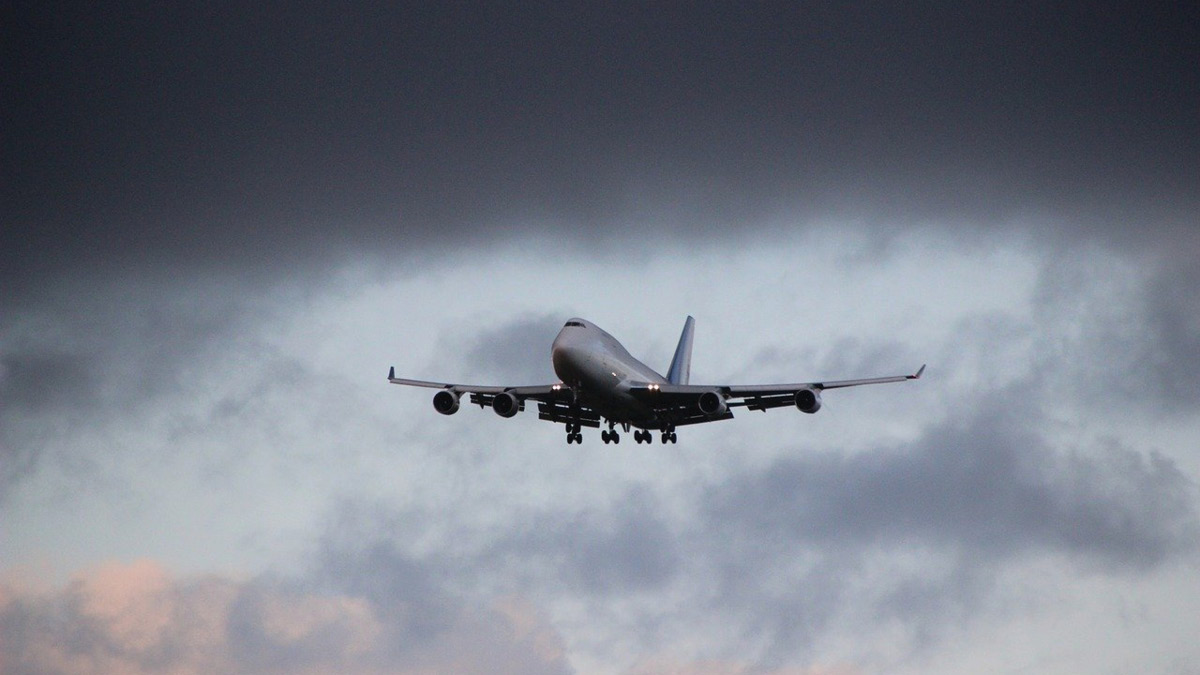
xmin=457 ymin=312 xmax=566 ymax=384
xmin=1026 ymin=245 xmax=1200 ymax=416
xmin=5 ymin=2 xmax=1196 ymax=299
xmin=703 ymin=394 xmax=1197 ymax=568
xmin=3 ymin=227 xmax=1198 ymax=672
xmin=1133 ymin=260 xmax=1200 ymax=412
xmin=300 ymin=375 xmax=1197 ymax=669
xmin=678 ymin=384 xmax=1198 ymax=664
xmin=0 ymin=559 xmax=571 ymax=675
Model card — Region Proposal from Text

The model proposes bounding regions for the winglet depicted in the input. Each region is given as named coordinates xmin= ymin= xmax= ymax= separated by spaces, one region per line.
xmin=666 ymin=315 xmax=696 ymax=385
xmin=388 ymin=366 xmax=395 ymax=380
xmin=909 ymin=364 xmax=926 ymax=380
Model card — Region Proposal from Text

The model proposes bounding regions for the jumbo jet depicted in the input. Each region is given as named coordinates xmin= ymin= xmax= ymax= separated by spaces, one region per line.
xmin=388 ymin=317 xmax=924 ymax=444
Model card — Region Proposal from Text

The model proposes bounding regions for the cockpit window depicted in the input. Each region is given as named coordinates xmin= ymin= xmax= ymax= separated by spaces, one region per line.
xmin=565 ymin=321 xmax=584 ymax=328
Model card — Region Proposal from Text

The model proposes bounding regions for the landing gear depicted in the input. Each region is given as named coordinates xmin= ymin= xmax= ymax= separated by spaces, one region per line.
xmin=659 ymin=424 xmax=677 ymax=444
xmin=565 ymin=422 xmax=583 ymax=444
xmin=633 ymin=429 xmax=652 ymax=444
xmin=601 ymin=422 xmax=621 ymax=444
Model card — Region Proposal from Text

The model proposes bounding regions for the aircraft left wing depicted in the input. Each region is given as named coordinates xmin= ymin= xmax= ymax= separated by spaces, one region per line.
xmin=627 ymin=364 xmax=925 ymax=416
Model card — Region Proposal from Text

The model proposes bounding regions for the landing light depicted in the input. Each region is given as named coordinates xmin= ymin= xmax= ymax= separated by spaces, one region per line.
xmin=648 ymin=384 xmax=660 ymax=391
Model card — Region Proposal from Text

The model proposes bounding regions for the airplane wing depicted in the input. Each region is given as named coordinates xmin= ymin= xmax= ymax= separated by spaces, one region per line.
xmin=387 ymin=367 xmax=603 ymax=427
xmin=628 ymin=364 xmax=925 ymax=416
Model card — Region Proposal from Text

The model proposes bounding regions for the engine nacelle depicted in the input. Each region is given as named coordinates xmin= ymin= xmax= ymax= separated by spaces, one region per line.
xmin=432 ymin=389 xmax=460 ymax=415
xmin=794 ymin=388 xmax=822 ymax=414
xmin=697 ymin=390 xmax=728 ymax=416
xmin=491 ymin=391 xmax=521 ymax=418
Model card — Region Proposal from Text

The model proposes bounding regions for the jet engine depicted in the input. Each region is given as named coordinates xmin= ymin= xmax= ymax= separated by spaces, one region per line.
xmin=432 ymin=389 xmax=460 ymax=415
xmin=697 ymin=390 xmax=728 ymax=416
xmin=794 ymin=388 xmax=822 ymax=414
xmin=492 ymin=391 xmax=521 ymax=418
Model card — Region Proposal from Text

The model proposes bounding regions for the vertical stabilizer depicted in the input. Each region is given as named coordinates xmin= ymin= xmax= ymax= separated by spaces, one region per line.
xmin=666 ymin=315 xmax=695 ymax=384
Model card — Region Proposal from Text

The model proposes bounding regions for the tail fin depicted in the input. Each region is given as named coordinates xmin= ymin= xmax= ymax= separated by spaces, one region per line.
xmin=666 ymin=315 xmax=695 ymax=385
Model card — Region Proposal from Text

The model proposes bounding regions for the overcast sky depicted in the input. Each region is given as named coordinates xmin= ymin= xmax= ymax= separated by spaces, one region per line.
xmin=3 ymin=2 xmax=1199 ymax=673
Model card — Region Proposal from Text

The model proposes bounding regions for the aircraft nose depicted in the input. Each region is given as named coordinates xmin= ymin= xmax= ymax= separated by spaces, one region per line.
xmin=552 ymin=342 xmax=580 ymax=381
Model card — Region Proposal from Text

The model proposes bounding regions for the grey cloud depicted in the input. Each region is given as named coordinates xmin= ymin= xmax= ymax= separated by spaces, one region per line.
xmin=320 ymin=487 xmax=681 ymax=601
xmin=1030 ymin=250 xmax=1200 ymax=416
xmin=0 ymin=351 xmax=95 ymax=413
xmin=506 ymin=487 xmax=680 ymax=596
xmin=1134 ymin=261 xmax=1200 ymax=413
xmin=308 ymin=537 xmax=574 ymax=674
xmin=309 ymin=379 xmax=1196 ymax=667
xmin=703 ymin=390 xmax=1197 ymax=570
xmin=0 ymin=351 xmax=96 ymax=497
xmin=678 ymin=386 xmax=1197 ymax=663
xmin=744 ymin=335 xmax=916 ymax=384
xmin=0 ymin=280 xmax=276 ymax=500
xmin=457 ymin=312 xmax=565 ymax=384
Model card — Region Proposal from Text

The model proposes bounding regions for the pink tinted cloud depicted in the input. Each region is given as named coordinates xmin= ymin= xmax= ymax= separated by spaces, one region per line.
xmin=0 ymin=560 xmax=569 ymax=675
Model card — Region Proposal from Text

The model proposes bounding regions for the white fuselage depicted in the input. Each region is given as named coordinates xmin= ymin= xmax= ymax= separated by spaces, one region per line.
xmin=550 ymin=318 xmax=666 ymax=426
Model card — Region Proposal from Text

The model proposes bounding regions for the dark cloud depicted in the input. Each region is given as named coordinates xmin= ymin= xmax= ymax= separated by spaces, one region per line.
xmin=1133 ymin=261 xmax=1200 ymax=412
xmin=458 ymin=312 xmax=565 ymax=384
xmin=0 ymin=351 xmax=95 ymax=499
xmin=0 ymin=278 xmax=282 ymax=500
xmin=502 ymin=486 xmax=680 ymax=596
xmin=5 ymin=1 xmax=1197 ymax=296
xmin=703 ymin=397 xmax=1196 ymax=569
xmin=0 ymin=351 xmax=94 ymax=413
xmin=683 ymin=385 xmax=1197 ymax=661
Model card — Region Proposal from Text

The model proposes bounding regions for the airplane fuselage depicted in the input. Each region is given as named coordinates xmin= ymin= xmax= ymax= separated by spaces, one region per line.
xmin=551 ymin=318 xmax=666 ymax=427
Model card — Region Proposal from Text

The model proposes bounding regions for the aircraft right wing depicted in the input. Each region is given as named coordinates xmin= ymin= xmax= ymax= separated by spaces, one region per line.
xmin=387 ymin=367 xmax=602 ymax=426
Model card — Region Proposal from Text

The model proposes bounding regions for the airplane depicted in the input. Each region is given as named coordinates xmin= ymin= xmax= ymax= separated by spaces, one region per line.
xmin=388 ymin=316 xmax=924 ymax=445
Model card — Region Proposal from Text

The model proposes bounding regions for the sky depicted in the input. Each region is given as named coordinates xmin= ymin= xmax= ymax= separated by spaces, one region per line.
xmin=3 ymin=1 xmax=1199 ymax=673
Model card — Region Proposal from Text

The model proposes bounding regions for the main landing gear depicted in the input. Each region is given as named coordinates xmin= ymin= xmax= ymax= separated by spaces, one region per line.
xmin=630 ymin=427 xmax=675 ymax=444
xmin=564 ymin=423 xmax=583 ymax=444
xmin=601 ymin=420 xmax=623 ymax=444
xmin=566 ymin=423 xmax=677 ymax=444
xmin=659 ymin=424 xmax=677 ymax=444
